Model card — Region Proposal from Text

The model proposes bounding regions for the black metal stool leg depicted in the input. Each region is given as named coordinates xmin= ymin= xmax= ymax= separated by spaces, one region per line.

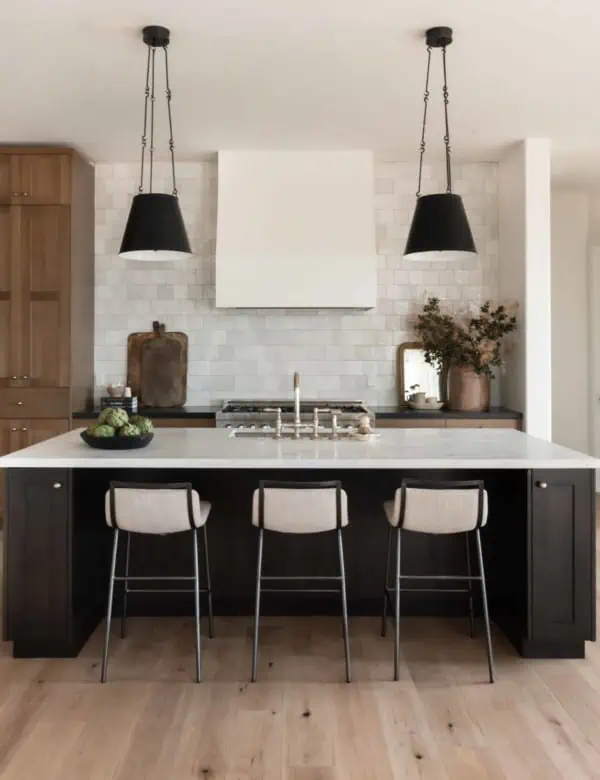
xmin=475 ymin=529 xmax=495 ymax=684
xmin=192 ymin=528 xmax=202 ymax=683
xmin=121 ymin=532 xmax=131 ymax=639
xmin=202 ymin=525 xmax=214 ymax=639
xmin=394 ymin=527 xmax=401 ymax=681
xmin=337 ymin=529 xmax=352 ymax=683
xmin=101 ymin=528 xmax=120 ymax=683
xmin=381 ymin=525 xmax=392 ymax=637
xmin=251 ymin=528 xmax=264 ymax=682
xmin=465 ymin=532 xmax=475 ymax=639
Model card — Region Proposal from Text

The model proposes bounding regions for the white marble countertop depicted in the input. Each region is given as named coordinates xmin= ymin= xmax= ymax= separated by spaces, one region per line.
xmin=0 ymin=427 xmax=597 ymax=470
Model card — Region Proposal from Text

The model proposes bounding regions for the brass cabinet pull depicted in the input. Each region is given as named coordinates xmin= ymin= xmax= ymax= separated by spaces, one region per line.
xmin=536 ymin=481 xmax=548 ymax=489
xmin=11 ymin=376 xmax=17 ymax=380
xmin=22 ymin=192 xmax=28 ymax=197
xmin=21 ymin=375 xmax=28 ymax=380
xmin=10 ymin=427 xmax=17 ymax=432
xmin=52 ymin=482 xmax=63 ymax=490
xmin=16 ymin=400 xmax=23 ymax=406
xmin=20 ymin=427 xmax=27 ymax=432
xmin=11 ymin=192 xmax=19 ymax=197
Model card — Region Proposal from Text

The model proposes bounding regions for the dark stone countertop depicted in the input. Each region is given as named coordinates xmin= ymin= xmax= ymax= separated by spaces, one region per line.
xmin=73 ymin=405 xmax=220 ymax=420
xmin=75 ymin=404 xmax=521 ymax=421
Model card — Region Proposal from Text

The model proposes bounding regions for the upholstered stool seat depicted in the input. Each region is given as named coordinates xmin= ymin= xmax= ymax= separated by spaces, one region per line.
xmin=100 ymin=482 xmax=214 ymax=683
xmin=382 ymin=479 xmax=494 ymax=683
xmin=251 ymin=480 xmax=351 ymax=683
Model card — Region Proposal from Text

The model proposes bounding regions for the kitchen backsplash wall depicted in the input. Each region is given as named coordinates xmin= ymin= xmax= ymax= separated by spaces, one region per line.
xmin=95 ymin=157 xmax=498 ymax=405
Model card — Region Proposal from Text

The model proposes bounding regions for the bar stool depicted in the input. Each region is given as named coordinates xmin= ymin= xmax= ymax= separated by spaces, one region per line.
xmin=251 ymin=480 xmax=351 ymax=683
xmin=381 ymin=478 xmax=494 ymax=683
xmin=101 ymin=482 xmax=214 ymax=683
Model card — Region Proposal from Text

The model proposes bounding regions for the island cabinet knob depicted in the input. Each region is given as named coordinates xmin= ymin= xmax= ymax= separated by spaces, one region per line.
xmin=536 ymin=481 xmax=548 ymax=489
xmin=52 ymin=482 xmax=63 ymax=490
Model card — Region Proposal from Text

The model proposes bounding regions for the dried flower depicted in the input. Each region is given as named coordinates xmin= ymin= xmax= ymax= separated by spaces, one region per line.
xmin=414 ymin=297 xmax=517 ymax=378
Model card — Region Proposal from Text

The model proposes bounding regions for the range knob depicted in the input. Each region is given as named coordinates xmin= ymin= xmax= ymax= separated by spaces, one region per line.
xmin=224 ymin=424 xmax=232 ymax=429
xmin=249 ymin=424 xmax=256 ymax=430
xmin=262 ymin=424 xmax=270 ymax=430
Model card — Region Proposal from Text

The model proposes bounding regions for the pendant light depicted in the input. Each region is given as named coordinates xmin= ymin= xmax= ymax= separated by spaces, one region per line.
xmin=120 ymin=26 xmax=191 ymax=261
xmin=404 ymin=27 xmax=476 ymax=261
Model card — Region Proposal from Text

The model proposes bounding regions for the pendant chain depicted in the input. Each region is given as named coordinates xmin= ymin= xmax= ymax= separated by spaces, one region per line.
xmin=164 ymin=47 xmax=178 ymax=196
xmin=416 ymin=46 xmax=432 ymax=198
xmin=441 ymin=45 xmax=452 ymax=193
xmin=138 ymin=47 xmax=151 ymax=193
xmin=137 ymin=41 xmax=178 ymax=197
xmin=415 ymin=43 xmax=454 ymax=197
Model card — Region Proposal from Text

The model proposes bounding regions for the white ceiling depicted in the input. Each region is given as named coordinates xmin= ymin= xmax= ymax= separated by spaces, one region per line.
xmin=0 ymin=0 xmax=597 ymax=183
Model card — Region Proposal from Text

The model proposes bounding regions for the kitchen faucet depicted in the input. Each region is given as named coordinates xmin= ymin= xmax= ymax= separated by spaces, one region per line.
xmin=293 ymin=371 xmax=301 ymax=439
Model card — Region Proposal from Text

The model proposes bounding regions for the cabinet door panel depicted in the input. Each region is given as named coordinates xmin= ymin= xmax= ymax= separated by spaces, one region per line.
xmin=0 ymin=157 xmax=11 ymax=204
xmin=0 ymin=206 xmax=20 ymax=383
xmin=20 ymin=207 xmax=70 ymax=387
xmin=20 ymin=419 xmax=69 ymax=448
xmin=530 ymin=469 xmax=595 ymax=643
xmin=12 ymin=155 xmax=70 ymax=205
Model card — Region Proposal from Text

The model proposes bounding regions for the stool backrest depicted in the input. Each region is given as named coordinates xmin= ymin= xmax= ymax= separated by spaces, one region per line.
xmin=106 ymin=482 xmax=198 ymax=534
xmin=392 ymin=479 xmax=487 ymax=533
xmin=252 ymin=480 xmax=348 ymax=534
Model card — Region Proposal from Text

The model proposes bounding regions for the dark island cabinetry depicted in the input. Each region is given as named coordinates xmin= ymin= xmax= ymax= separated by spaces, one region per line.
xmin=527 ymin=469 xmax=595 ymax=655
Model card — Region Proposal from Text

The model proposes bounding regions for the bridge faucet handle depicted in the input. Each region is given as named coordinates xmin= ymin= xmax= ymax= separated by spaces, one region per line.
xmin=264 ymin=407 xmax=283 ymax=439
xmin=293 ymin=371 xmax=300 ymax=390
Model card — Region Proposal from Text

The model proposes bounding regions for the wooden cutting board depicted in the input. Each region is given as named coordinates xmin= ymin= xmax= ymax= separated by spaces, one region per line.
xmin=127 ymin=321 xmax=188 ymax=407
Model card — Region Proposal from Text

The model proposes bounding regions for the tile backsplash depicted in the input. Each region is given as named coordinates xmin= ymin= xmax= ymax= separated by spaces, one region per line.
xmin=95 ymin=156 xmax=498 ymax=406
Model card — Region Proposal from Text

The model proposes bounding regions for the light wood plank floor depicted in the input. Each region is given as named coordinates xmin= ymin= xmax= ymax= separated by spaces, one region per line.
xmin=0 ymin=541 xmax=599 ymax=779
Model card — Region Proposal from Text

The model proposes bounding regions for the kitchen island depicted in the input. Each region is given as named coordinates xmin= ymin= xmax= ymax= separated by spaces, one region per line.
xmin=1 ymin=427 xmax=596 ymax=660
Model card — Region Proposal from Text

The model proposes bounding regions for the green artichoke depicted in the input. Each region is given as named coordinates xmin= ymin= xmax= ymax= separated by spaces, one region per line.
xmin=99 ymin=408 xmax=129 ymax=430
xmin=91 ymin=424 xmax=116 ymax=438
xmin=85 ymin=423 xmax=98 ymax=436
xmin=129 ymin=415 xmax=153 ymax=434
xmin=119 ymin=423 xmax=141 ymax=437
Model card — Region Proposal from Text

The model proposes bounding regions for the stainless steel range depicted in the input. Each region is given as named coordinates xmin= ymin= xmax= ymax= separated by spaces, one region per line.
xmin=216 ymin=371 xmax=374 ymax=438
xmin=216 ymin=399 xmax=373 ymax=431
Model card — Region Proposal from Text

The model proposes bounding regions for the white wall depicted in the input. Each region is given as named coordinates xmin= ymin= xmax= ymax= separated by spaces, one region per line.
xmin=551 ymin=189 xmax=590 ymax=452
xmin=498 ymin=139 xmax=552 ymax=439
xmin=94 ymin=157 xmax=499 ymax=405
xmin=498 ymin=145 xmax=526 ymax=419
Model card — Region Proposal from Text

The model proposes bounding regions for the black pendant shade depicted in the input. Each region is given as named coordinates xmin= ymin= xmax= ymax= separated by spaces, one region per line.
xmin=120 ymin=26 xmax=192 ymax=261
xmin=119 ymin=193 xmax=191 ymax=261
xmin=404 ymin=27 xmax=476 ymax=260
xmin=404 ymin=193 xmax=476 ymax=259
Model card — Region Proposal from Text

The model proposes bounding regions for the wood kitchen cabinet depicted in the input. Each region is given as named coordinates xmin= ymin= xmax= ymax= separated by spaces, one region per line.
xmin=376 ymin=416 xmax=520 ymax=430
xmin=0 ymin=152 xmax=71 ymax=205
xmin=0 ymin=147 xmax=94 ymax=522
xmin=18 ymin=206 xmax=71 ymax=386
xmin=0 ymin=205 xmax=71 ymax=388
xmin=0 ymin=147 xmax=93 ymax=403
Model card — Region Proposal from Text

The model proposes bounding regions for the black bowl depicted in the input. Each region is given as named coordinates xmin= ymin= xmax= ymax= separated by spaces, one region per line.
xmin=80 ymin=431 xmax=154 ymax=450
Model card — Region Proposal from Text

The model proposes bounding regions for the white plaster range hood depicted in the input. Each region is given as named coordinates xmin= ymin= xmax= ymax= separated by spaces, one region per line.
xmin=215 ymin=151 xmax=377 ymax=308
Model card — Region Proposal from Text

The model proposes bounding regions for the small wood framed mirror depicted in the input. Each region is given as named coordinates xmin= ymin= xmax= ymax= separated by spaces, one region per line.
xmin=396 ymin=342 xmax=441 ymax=405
